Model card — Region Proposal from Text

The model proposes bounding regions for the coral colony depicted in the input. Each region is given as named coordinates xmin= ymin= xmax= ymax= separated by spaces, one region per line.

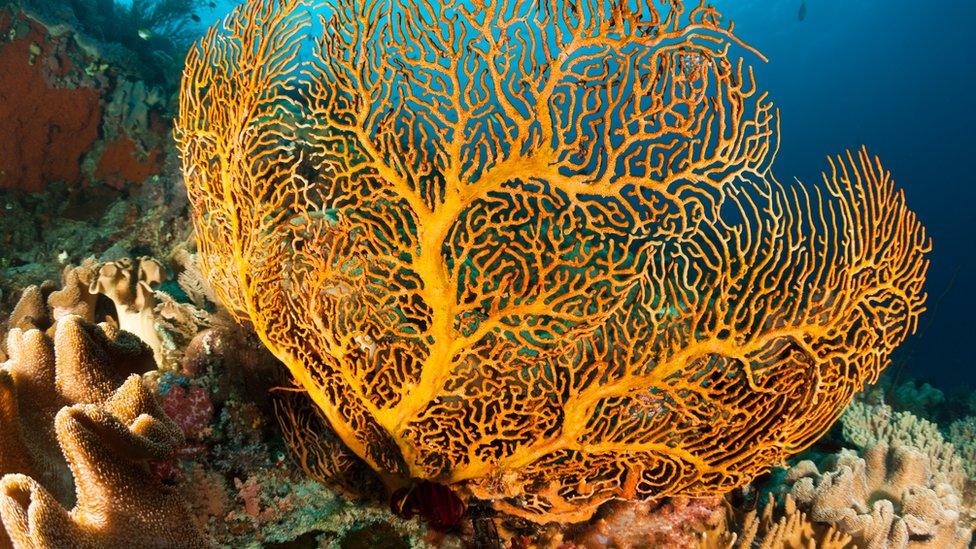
xmin=2 ymin=0 xmax=973 ymax=547
xmin=178 ymin=0 xmax=926 ymax=522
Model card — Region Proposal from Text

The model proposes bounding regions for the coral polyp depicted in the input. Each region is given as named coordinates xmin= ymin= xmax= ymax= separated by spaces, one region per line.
xmin=176 ymin=0 xmax=930 ymax=521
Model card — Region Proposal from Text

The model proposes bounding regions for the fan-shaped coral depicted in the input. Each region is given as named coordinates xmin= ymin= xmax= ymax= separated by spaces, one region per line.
xmin=176 ymin=0 xmax=930 ymax=521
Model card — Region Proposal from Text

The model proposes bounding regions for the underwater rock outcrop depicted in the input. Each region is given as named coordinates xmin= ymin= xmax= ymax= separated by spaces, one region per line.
xmin=0 ymin=5 xmax=167 ymax=193
xmin=176 ymin=0 xmax=931 ymax=522
xmin=786 ymin=443 xmax=971 ymax=548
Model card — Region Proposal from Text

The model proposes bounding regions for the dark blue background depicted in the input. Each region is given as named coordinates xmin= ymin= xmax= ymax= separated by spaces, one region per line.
xmin=721 ymin=0 xmax=976 ymax=390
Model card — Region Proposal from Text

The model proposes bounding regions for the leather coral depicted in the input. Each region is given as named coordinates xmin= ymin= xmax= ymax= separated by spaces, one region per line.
xmin=0 ymin=315 xmax=209 ymax=548
xmin=176 ymin=0 xmax=930 ymax=522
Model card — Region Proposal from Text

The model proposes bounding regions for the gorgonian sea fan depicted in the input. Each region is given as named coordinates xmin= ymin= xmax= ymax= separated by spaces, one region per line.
xmin=175 ymin=0 xmax=929 ymax=521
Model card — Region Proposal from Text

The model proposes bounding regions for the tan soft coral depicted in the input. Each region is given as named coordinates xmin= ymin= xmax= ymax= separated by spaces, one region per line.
xmin=87 ymin=256 xmax=212 ymax=371
xmin=1 ymin=262 xmax=96 ymax=362
xmin=0 ymin=328 xmax=70 ymax=507
xmin=89 ymin=257 xmax=166 ymax=364
xmin=947 ymin=417 xmax=976 ymax=479
xmin=46 ymin=260 xmax=99 ymax=324
xmin=787 ymin=443 xmax=971 ymax=548
xmin=841 ymin=400 xmax=966 ymax=490
xmin=0 ymin=315 xmax=209 ymax=548
xmin=720 ymin=494 xmax=852 ymax=549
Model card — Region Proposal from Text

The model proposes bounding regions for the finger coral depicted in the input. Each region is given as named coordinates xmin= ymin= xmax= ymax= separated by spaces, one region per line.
xmin=709 ymin=494 xmax=852 ymax=549
xmin=176 ymin=0 xmax=930 ymax=521
xmin=0 ymin=315 xmax=209 ymax=548
xmin=947 ymin=417 xmax=976 ymax=479
xmin=787 ymin=443 xmax=971 ymax=548
xmin=841 ymin=400 xmax=966 ymax=490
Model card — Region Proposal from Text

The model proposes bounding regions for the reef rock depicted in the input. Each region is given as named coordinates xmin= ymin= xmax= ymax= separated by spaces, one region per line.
xmin=0 ymin=6 xmax=165 ymax=193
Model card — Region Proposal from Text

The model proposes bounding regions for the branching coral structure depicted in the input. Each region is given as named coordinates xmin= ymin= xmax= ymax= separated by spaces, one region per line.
xmin=176 ymin=0 xmax=931 ymax=521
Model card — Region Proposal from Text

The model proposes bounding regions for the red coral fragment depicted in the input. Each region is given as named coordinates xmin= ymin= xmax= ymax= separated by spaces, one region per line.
xmin=161 ymin=384 xmax=214 ymax=440
xmin=235 ymin=476 xmax=261 ymax=518
xmin=95 ymin=134 xmax=160 ymax=190
xmin=0 ymin=12 xmax=101 ymax=192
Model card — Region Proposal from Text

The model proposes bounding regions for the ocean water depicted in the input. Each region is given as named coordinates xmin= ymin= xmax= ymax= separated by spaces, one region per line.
xmin=721 ymin=0 xmax=976 ymax=390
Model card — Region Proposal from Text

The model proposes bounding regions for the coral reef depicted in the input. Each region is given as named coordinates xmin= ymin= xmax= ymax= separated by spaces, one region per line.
xmin=564 ymin=497 xmax=726 ymax=548
xmin=786 ymin=443 xmax=971 ymax=548
xmin=841 ymin=400 xmax=966 ymax=490
xmin=717 ymin=494 xmax=852 ymax=549
xmin=0 ymin=314 xmax=209 ymax=547
xmin=0 ymin=5 xmax=169 ymax=194
xmin=21 ymin=0 xmax=207 ymax=86
xmin=176 ymin=0 xmax=930 ymax=522
xmin=0 ymin=0 xmax=966 ymax=545
xmin=95 ymin=134 xmax=161 ymax=190
xmin=5 ymin=254 xmax=213 ymax=373
xmin=0 ymin=164 xmax=194 ymax=310
xmin=947 ymin=417 xmax=976 ymax=479
xmin=890 ymin=382 xmax=946 ymax=421
xmin=0 ymin=8 xmax=101 ymax=193
xmin=153 ymin=320 xmax=448 ymax=548
xmin=160 ymin=383 xmax=213 ymax=441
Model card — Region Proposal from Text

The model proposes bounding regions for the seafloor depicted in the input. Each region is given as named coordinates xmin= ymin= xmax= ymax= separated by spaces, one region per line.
xmin=0 ymin=2 xmax=974 ymax=548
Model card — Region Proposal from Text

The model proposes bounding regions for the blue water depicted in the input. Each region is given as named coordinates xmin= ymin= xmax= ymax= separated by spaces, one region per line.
xmin=722 ymin=0 xmax=976 ymax=389
xmin=196 ymin=0 xmax=976 ymax=389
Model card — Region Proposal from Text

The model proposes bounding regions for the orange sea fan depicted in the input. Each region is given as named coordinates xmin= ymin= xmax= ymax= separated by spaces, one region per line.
xmin=175 ymin=0 xmax=930 ymax=522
